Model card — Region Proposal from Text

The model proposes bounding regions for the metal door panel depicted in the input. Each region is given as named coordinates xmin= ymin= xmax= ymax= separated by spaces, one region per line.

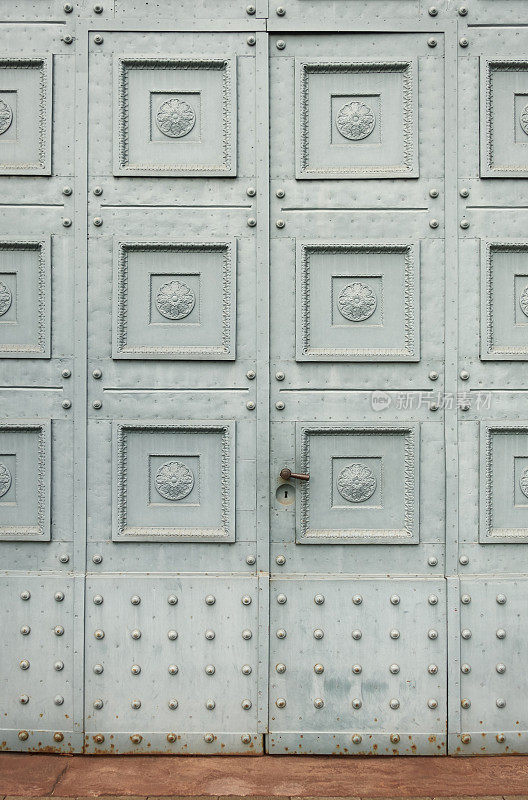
xmin=266 ymin=2 xmax=445 ymax=32
xmin=84 ymin=575 xmax=262 ymax=753
xmin=268 ymin=578 xmax=446 ymax=755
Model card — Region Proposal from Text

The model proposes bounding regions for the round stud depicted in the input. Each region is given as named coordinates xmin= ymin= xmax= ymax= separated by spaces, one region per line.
xmin=130 ymin=734 xmax=142 ymax=744
xmin=130 ymin=629 xmax=141 ymax=640
xmin=496 ymin=663 xmax=506 ymax=674
xmin=461 ymin=629 xmax=471 ymax=640
xmin=496 ymin=698 xmax=506 ymax=708
xmin=497 ymin=733 xmax=506 ymax=743
xmin=277 ymin=593 xmax=287 ymax=604
xmin=389 ymin=698 xmax=400 ymax=710
xmin=276 ymin=663 xmax=286 ymax=674
xmin=92 ymin=400 xmax=102 ymax=410
xmin=459 ymin=555 xmax=469 ymax=565
xmin=92 ymin=554 xmax=103 ymax=564
xmin=168 ymin=594 xmax=178 ymax=605
xmin=390 ymin=594 xmax=400 ymax=605
xmin=314 ymin=593 xmax=325 ymax=605
xmin=242 ymin=699 xmax=252 ymax=710
xmin=241 ymin=733 xmax=252 ymax=744
xmin=246 ymin=371 xmax=256 ymax=382
xmin=313 ymin=628 xmax=324 ymax=640
xmin=18 ymin=730 xmax=29 ymax=741
xmin=131 ymin=664 xmax=141 ymax=675
xmin=496 ymin=593 xmax=507 ymax=605
xmin=93 ymin=663 xmax=103 ymax=674
xmin=204 ymin=733 xmax=214 ymax=743
xmin=242 ymin=629 xmax=252 ymax=640
xmin=460 ymin=188 xmax=469 ymax=198
xmin=92 ymin=369 xmax=102 ymax=381
xmin=496 ymin=628 xmax=506 ymax=639
xmin=460 ymin=370 xmax=470 ymax=381
xmin=94 ymin=629 xmax=104 ymax=640
xmin=458 ymin=5 xmax=468 ymax=14
xmin=276 ymin=697 xmax=286 ymax=708
xmin=205 ymin=664 xmax=215 ymax=675
xmin=428 ymin=698 xmax=438 ymax=709
xmin=93 ymin=217 xmax=103 ymax=227
xmin=390 ymin=733 xmax=400 ymax=744
xmin=246 ymin=555 xmax=257 ymax=567
xmin=20 ymin=625 xmax=30 ymax=636
xmin=168 ymin=664 xmax=179 ymax=675
xmin=93 ymin=186 xmax=103 ymax=196
xmin=353 ymin=594 xmax=363 ymax=605
xmin=94 ymin=733 xmax=105 ymax=744
xmin=276 ymin=5 xmax=285 ymax=13
xmin=428 ymin=594 xmax=439 ymax=605
xmin=429 ymin=219 xmax=439 ymax=229
xmin=206 ymin=699 xmax=216 ymax=710
xmin=428 ymin=5 xmax=438 ymax=14
xmin=247 ymin=400 xmax=256 ymax=410
xmin=168 ymin=630 xmax=178 ymax=641
xmin=461 ymin=733 xmax=471 ymax=744
xmin=276 ymin=189 xmax=285 ymax=199
xmin=275 ymin=554 xmax=286 ymax=566
xmin=246 ymin=188 xmax=256 ymax=198
xmin=62 ymin=186 xmax=73 ymax=196
xmin=130 ymin=595 xmax=140 ymax=605
xmin=314 ymin=663 xmax=324 ymax=674
xmin=63 ymin=400 xmax=73 ymax=411
xmin=352 ymin=734 xmax=362 ymax=744
xmin=459 ymin=37 xmax=469 ymax=48
xmin=352 ymin=629 xmax=362 ymax=640
xmin=275 ymin=401 xmax=285 ymax=410
xmin=428 ymin=664 xmax=438 ymax=675
xmin=131 ymin=699 xmax=141 ymax=709
xmin=241 ymin=595 xmax=252 ymax=606
xmin=390 ymin=664 xmax=400 ymax=674
xmin=54 ymin=695 xmax=64 ymax=706
xmin=390 ymin=629 xmax=400 ymax=639
xmin=54 ymin=625 xmax=65 ymax=636
xmin=429 ymin=371 xmax=439 ymax=381
xmin=19 ymin=659 xmax=30 ymax=670
xmin=20 ymin=590 xmax=31 ymax=600
xmin=19 ymin=694 xmax=29 ymax=705
xmin=247 ymin=36 xmax=256 ymax=46
xmin=352 ymin=698 xmax=362 ymax=709
xmin=461 ymin=698 xmax=471 ymax=709
xmin=168 ymin=699 xmax=179 ymax=710
xmin=314 ymin=697 xmax=324 ymax=709
xmin=428 ymin=556 xmax=438 ymax=566
xmin=428 ymin=37 xmax=437 ymax=48
xmin=247 ymin=217 xmax=256 ymax=228
xmin=205 ymin=630 xmax=215 ymax=640
xmin=167 ymin=733 xmax=177 ymax=743
xmin=460 ymin=218 xmax=470 ymax=229
xmin=93 ymin=699 xmax=103 ymax=709
xmin=276 ymin=219 xmax=285 ymax=229
xmin=54 ymin=732 xmax=64 ymax=743
xmin=55 ymin=661 xmax=64 ymax=671
xmin=276 ymin=628 xmax=287 ymax=639
xmin=62 ymin=218 xmax=72 ymax=227
xmin=461 ymin=663 xmax=471 ymax=674
xmin=59 ymin=553 xmax=70 ymax=564
xmin=93 ymin=594 xmax=103 ymax=605
xmin=352 ymin=664 xmax=362 ymax=674
xmin=62 ymin=368 xmax=71 ymax=378
xmin=461 ymin=594 xmax=471 ymax=604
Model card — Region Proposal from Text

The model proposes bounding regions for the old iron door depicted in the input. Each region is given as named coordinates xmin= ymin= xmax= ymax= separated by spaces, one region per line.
xmin=268 ymin=28 xmax=448 ymax=754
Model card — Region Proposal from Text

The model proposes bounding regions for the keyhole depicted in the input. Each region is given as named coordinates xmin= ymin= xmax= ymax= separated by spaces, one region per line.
xmin=276 ymin=484 xmax=295 ymax=506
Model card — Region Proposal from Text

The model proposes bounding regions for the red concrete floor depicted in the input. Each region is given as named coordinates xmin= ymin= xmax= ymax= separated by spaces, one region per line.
xmin=0 ymin=754 xmax=528 ymax=798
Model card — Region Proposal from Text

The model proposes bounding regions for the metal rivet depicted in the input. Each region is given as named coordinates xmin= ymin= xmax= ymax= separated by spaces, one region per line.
xmin=93 ymin=34 xmax=104 ymax=44
xmin=352 ymin=629 xmax=362 ymax=640
xmin=459 ymin=555 xmax=469 ymax=565
xmin=429 ymin=219 xmax=439 ymax=229
xmin=459 ymin=37 xmax=469 ymax=48
xmin=353 ymin=594 xmax=363 ymax=605
xmin=458 ymin=5 xmax=468 ymax=14
xmin=428 ymin=594 xmax=438 ymax=605
xmin=276 ymin=5 xmax=285 ymax=13
xmin=94 ymin=733 xmax=104 ymax=744
xmin=428 ymin=6 xmax=438 ymax=14
xmin=428 ymin=664 xmax=438 ymax=674
xmin=497 ymin=593 xmax=507 ymax=604
xmin=20 ymin=625 xmax=30 ymax=635
xmin=168 ymin=664 xmax=179 ymax=675
xmin=246 ymin=3 xmax=255 ymax=11
xmin=130 ymin=595 xmax=140 ymax=605
xmin=92 ymin=400 xmax=102 ymax=409
xmin=277 ymin=593 xmax=287 ymax=604
xmin=93 ymin=663 xmax=103 ymax=674
xmin=241 ymin=595 xmax=252 ymax=605
xmin=275 ymin=371 xmax=285 ymax=381
xmin=428 ymin=629 xmax=438 ymax=640
xmin=275 ymin=401 xmax=285 ymax=410
xmin=276 ymin=40 xmax=286 ymax=50
xmin=59 ymin=553 xmax=70 ymax=564
xmin=496 ymin=698 xmax=506 ymax=708
xmin=205 ymin=664 xmax=215 ymax=675
xmin=390 ymin=629 xmax=400 ymax=639
xmin=390 ymin=733 xmax=400 ymax=743
xmin=94 ymin=629 xmax=104 ymax=639
xmin=313 ymin=628 xmax=324 ymax=640
xmin=314 ymin=663 xmax=324 ymax=674
xmin=390 ymin=594 xmax=400 ymax=605
xmin=461 ymin=733 xmax=471 ymax=744
xmin=429 ymin=189 xmax=439 ymax=199
xmin=496 ymin=663 xmax=506 ymax=674
xmin=19 ymin=694 xmax=29 ymax=704
xmin=429 ymin=371 xmax=439 ymax=382
xmin=460 ymin=187 xmax=469 ymax=198
xmin=205 ymin=630 xmax=215 ymax=640
xmin=55 ymin=661 xmax=64 ymax=671
xmin=62 ymin=186 xmax=72 ymax=197
xmin=62 ymin=35 xmax=74 ymax=44
xmin=389 ymin=698 xmax=400 ymax=710
xmin=460 ymin=218 xmax=470 ymax=229
xmin=62 ymin=399 xmax=71 ymax=409
xmin=20 ymin=590 xmax=30 ymax=600
xmin=93 ymin=186 xmax=103 ymax=196
xmin=92 ymin=368 xmax=102 ymax=379
xmin=64 ymin=2 xmax=73 ymax=10
xmin=461 ymin=629 xmax=471 ymax=640
xmin=460 ymin=370 xmax=470 ymax=380
xmin=276 ymin=189 xmax=285 ymax=199
xmin=246 ymin=401 xmax=256 ymax=410
xmin=461 ymin=663 xmax=471 ymax=674
xmin=18 ymin=730 xmax=29 ymax=741
xmin=241 ymin=733 xmax=251 ymax=744
xmin=352 ymin=664 xmax=362 ymax=674
xmin=461 ymin=698 xmax=471 ymax=709
xmin=130 ymin=734 xmax=142 ymax=744
xmin=314 ymin=697 xmax=324 ymax=709
xmin=496 ymin=628 xmax=506 ymax=639
xmin=314 ymin=593 xmax=325 ymax=605
xmin=352 ymin=734 xmax=362 ymax=744
xmin=168 ymin=699 xmax=179 ymax=710
xmin=276 ymin=219 xmax=285 ymax=228
xmin=276 ymin=628 xmax=287 ymax=639
xmin=246 ymin=555 xmax=256 ymax=565
xmin=247 ymin=36 xmax=256 ymax=46
xmin=55 ymin=625 xmax=65 ymax=636
xmin=276 ymin=697 xmax=286 ymax=708
xmin=167 ymin=733 xmax=177 ymax=743
xmin=204 ymin=733 xmax=214 ymax=743
xmin=54 ymin=695 xmax=64 ymax=706
xmin=205 ymin=594 xmax=216 ymax=605
xmin=276 ymin=663 xmax=286 ymax=674
xmin=92 ymin=554 xmax=103 ymax=564
xmin=168 ymin=630 xmax=178 ymax=640
xmin=430 ymin=403 xmax=439 ymax=412
xmin=275 ymin=554 xmax=286 ymax=565
xmin=168 ymin=594 xmax=178 ymax=605
xmin=246 ymin=370 xmax=256 ymax=380
xmin=428 ymin=698 xmax=438 ymax=709
xmin=93 ymin=699 xmax=103 ymax=709
xmin=243 ymin=630 xmax=253 ymax=640
xmin=246 ymin=187 xmax=256 ymax=198
xmin=242 ymin=664 xmax=252 ymax=675
xmin=247 ymin=217 xmax=256 ymax=227
xmin=428 ymin=556 xmax=438 ymax=566
xmin=242 ymin=699 xmax=252 ymax=710
xmin=19 ymin=660 xmax=30 ymax=670
xmin=461 ymin=594 xmax=471 ymax=604
xmin=497 ymin=733 xmax=506 ymax=743
xmin=54 ymin=591 xmax=65 ymax=602
xmin=427 ymin=38 xmax=437 ymax=48
xmin=62 ymin=218 xmax=72 ymax=227
xmin=206 ymin=699 xmax=216 ymax=710
xmin=131 ymin=664 xmax=141 ymax=674
xmin=390 ymin=664 xmax=400 ymax=674
xmin=93 ymin=217 xmax=103 ymax=227
xmin=130 ymin=629 xmax=141 ymax=640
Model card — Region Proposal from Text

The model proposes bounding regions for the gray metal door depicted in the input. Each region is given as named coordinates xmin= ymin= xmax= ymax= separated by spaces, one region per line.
xmin=0 ymin=0 xmax=527 ymax=757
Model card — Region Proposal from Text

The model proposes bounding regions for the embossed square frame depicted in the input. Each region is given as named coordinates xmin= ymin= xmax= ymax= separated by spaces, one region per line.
xmin=480 ymin=59 xmax=528 ymax=177
xmin=480 ymin=422 xmax=528 ymax=543
xmin=480 ymin=240 xmax=528 ymax=360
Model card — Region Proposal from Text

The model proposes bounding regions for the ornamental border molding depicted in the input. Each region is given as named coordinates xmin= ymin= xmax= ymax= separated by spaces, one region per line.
xmin=297 ymin=424 xmax=417 ymax=543
xmin=480 ymin=422 xmax=528 ymax=542
xmin=481 ymin=59 xmax=528 ymax=176
xmin=0 ymin=57 xmax=51 ymax=174
xmin=115 ymin=57 xmax=235 ymax=175
xmin=481 ymin=240 xmax=528 ymax=359
xmin=0 ymin=239 xmax=49 ymax=357
xmin=113 ymin=240 xmax=235 ymax=360
xmin=113 ymin=421 xmax=234 ymax=542
xmin=297 ymin=59 xmax=416 ymax=177
xmin=0 ymin=421 xmax=50 ymax=540
xmin=297 ymin=242 xmax=417 ymax=361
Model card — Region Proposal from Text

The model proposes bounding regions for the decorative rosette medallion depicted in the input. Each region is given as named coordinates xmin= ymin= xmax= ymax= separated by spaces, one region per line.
xmin=336 ymin=101 xmax=375 ymax=141
xmin=0 ymin=281 xmax=12 ymax=317
xmin=0 ymin=99 xmax=13 ymax=136
xmin=519 ymin=286 xmax=528 ymax=318
xmin=156 ymin=98 xmax=196 ymax=138
xmin=520 ymin=104 xmax=528 ymax=137
xmin=156 ymin=280 xmax=195 ymax=320
xmin=155 ymin=461 xmax=194 ymax=501
xmin=337 ymin=282 xmax=377 ymax=322
xmin=0 ymin=462 xmax=12 ymax=498
xmin=337 ymin=463 xmax=377 ymax=503
xmin=520 ymin=467 xmax=528 ymax=500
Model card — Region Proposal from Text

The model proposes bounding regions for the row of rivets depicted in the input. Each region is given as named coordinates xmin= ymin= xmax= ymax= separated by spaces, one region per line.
xmin=92 ymin=663 xmax=252 ymax=675
xmin=92 ymin=554 xmax=255 ymax=566
xmin=91 ymin=698 xmax=252 ymax=711
xmin=19 ymin=590 xmax=66 ymax=601
xmin=18 ymin=731 xmax=64 ymax=743
xmin=92 ymin=628 xmax=253 ymax=640
xmin=274 ymin=697 xmax=437 ymax=711
xmin=276 ymin=593 xmax=438 ymax=606
xmin=18 ymin=694 xmax=64 ymax=706
xmin=275 ymin=662 xmax=438 ymax=675
xmin=92 ymin=593 xmax=253 ymax=605
xmin=461 ymin=628 xmax=506 ymax=640
xmin=274 ymin=628 xmax=438 ymax=640
xmin=90 ymin=733 xmax=251 ymax=746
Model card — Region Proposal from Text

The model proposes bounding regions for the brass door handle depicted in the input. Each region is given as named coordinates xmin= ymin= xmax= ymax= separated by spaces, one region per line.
xmin=280 ymin=468 xmax=309 ymax=481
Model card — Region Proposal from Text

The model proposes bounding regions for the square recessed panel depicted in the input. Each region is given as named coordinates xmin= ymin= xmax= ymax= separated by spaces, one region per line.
xmin=296 ymin=242 xmax=419 ymax=361
xmin=0 ymin=422 xmax=50 ymax=541
xmin=480 ymin=60 xmax=528 ymax=177
xmin=0 ymin=239 xmax=50 ymax=358
xmin=112 ymin=421 xmax=235 ymax=542
xmin=295 ymin=59 xmax=418 ymax=179
xmin=114 ymin=57 xmax=237 ymax=176
xmin=480 ymin=423 xmax=528 ymax=542
xmin=296 ymin=423 xmax=419 ymax=544
xmin=480 ymin=241 xmax=528 ymax=360
xmin=113 ymin=240 xmax=236 ymax=360
xmin=0 ymin=57 xmax=51 ymax=175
